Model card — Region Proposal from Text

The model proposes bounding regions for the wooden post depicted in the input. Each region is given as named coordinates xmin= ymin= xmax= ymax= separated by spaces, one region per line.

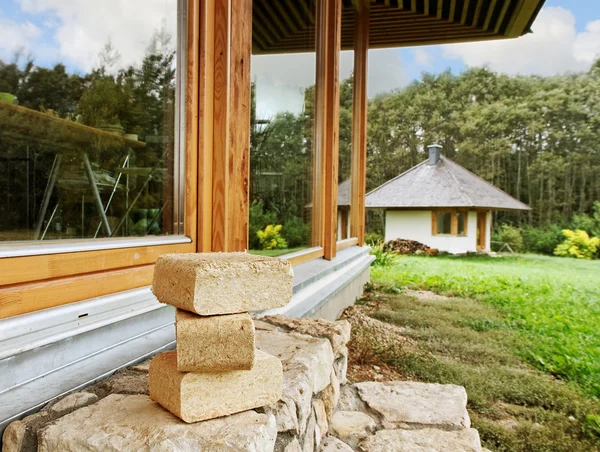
xmin=210 ymin=0 xmax=252 ymax=252
xmin=314 ymin=0 xmax=342 ymax=260
xmin=350 ymin=1 xmax=369 ymax=246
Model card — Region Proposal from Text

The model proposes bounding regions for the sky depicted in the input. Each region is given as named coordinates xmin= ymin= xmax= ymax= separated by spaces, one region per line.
xmin=1 ymin=1 xmax=600 ymax=116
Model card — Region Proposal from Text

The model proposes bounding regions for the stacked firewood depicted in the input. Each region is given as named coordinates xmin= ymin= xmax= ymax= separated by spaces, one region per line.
xmin=383 ymin=239 xmax=438 ymax=256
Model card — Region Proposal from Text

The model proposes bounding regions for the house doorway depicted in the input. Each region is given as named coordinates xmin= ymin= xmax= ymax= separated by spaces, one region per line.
xmin=476 ymin=212 xmax=486 ymax=250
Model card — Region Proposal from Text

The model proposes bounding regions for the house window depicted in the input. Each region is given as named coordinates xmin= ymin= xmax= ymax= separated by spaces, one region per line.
xmin=436 ymin=212 xmax=452 ymax=235
xmin=433 ymin=210 xmax=468 ymax=236
xmin=0 ymin=0 xmax=184 ymax=245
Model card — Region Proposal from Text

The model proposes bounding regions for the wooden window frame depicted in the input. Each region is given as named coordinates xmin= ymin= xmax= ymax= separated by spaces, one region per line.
xmin=0 ymin=0 xmax=200 ymax=319
xmin=431 ymin=209 xmax=468 ymax=237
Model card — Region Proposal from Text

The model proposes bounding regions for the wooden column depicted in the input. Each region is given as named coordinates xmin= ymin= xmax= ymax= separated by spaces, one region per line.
xmin=313 ymin=0 xmax=342 ymax=260
xmin=210 ymin=0 xmax=252 ymax=252
xmin=350 ymin=1 xmax=369 ymax=246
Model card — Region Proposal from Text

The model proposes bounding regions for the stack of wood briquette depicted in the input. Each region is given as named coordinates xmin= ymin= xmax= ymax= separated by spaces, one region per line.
xmin=148 ymin=252 xmax=293 ymax=423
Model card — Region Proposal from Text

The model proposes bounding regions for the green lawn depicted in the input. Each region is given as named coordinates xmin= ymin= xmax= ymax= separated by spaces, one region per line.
xmin=350 ymin=290 xmax=600 ymax=451
xmin=248 ymin=247 xmax=306 ymax=257
xmin=371 ymin=254 xmax=600 ymax=398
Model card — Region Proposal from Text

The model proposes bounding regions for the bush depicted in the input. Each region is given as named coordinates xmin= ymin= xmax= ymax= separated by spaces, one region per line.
xmin=491 ymin=224 xmax=524 ymax=252
xmin=571 ymin=201 xmax=600 ymax=238
xmin=370 ymin=242 xmax=396 ymax=267
xmin=554 ymin=229 xmax=600 ymax=260
xmin=365 ymin=232 xmax=384 ymax=246
xmin=257 ymin=224 xmax=288 ymax=250
xmin=522 ymin=224 xmax=564 ymax=255
xmin=282 ymin=216 xmax=309 ymax=248
xmin=249 ymin=200 xmax=277 ymax=249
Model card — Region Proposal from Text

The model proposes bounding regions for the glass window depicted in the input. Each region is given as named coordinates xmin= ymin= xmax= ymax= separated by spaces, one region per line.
xmin=249 ymin=0 xmax=316 ymax=256
xmin=0 ymin=0 xmax=182 ymax=242
xmin=456 ymin=212 xmax=467 ymax=236
xmin=436 ymin=212 xmax=452 ymax=234
xmin=337 ymin=50 xmax=354 ymax=241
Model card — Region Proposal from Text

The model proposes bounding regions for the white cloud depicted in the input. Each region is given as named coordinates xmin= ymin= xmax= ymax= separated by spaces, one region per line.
xmin=413 ymin=48 xmax=432 ymax=66
xmin=0 ymin=18 xmax=42 ymax=61
xmin=441 ymin=7 xmax=600 ymax=76
xmin=252 ymin=48 xmax=408 ymax=117
xmin=10 ymin=0 xmax=177 ymax=72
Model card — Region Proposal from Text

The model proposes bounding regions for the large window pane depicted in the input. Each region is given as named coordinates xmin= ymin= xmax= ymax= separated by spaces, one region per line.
xmin=249 ymin=0 xmax=316 ymax=256
xmin=436 ymin=212 xmax=452 ymax=234
xmin=0 ymin=0 xmax=182 ymax=242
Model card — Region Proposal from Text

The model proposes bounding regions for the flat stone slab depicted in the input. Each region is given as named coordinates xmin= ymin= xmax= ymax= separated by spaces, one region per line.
xmin=354 ymin=381 xmax=470 ymax=430
xmin=176 ymin=310 xmax=255 ymax=372
xmin=38 ymin=394 xmax=277 ymax=452
xmin=320 ymin=436 xmax=354 ymax=451
xmin=149 ymin=350 xmax=282 ymax=423
xmin=329 ymin=411 xmax=376 ymax=448
xmin=152 ymin=252 xmax=293 ymax=315
xmin=262 ymin=315 xmax=351 ymax=358
xmin=359 ymin=428 xmax=482 ymax=452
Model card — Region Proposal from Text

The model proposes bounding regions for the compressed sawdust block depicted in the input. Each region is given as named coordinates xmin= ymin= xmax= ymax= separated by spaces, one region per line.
xmin=152 ymin=252 xmax=293 ymax=315
xmin=176 ymin=310 xmax=255 ymax=372
xmin=149 ymin=350 xmax=283 ymax=423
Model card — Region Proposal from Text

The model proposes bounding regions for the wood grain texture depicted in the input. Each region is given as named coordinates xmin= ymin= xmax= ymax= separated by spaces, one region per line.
xmin=314 ymin=0 xmax=342 ymax=260
xmin=336 ymin=237 xmax=358 ymax=252
xmin=211 ymin=0 xmax=251 ymax=252
xmin=286 ymin=247 xmax=325 ymax=267
xmin=0 ymin=265 xmax=154 ymax=319
xmin=0 ymin=242 xmax=194 ymax=286
xmin=350 ymin=2 xmax=369 ymax=246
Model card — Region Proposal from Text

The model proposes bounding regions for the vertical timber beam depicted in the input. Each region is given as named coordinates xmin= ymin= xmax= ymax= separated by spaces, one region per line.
xmin=211 ymin=0 xmax=252 ymax=251
xmin=314 ymin=0 xmax=342 ymax=260
xmin=350 ymin=1 xmax=369 ymax=246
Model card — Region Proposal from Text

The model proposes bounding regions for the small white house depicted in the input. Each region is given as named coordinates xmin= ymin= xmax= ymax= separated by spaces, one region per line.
xmin=365 ymin=145 xmax=531 ymax=254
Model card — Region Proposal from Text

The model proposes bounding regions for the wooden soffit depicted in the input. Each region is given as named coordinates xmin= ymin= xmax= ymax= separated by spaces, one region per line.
xmin=252 ymin=0 xmax=546 ymax=54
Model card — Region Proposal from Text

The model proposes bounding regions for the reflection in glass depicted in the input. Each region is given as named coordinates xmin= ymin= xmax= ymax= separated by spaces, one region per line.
xmin=337 ymin=51 xmax=354 ymax=241
xmin=437 ymin=212 xmax=452 ymax=234
xmin=249 ymin=0 xmax=316 ymax=256
xmin=457 ymin=212 xmax=466 ymax=236
xmin=0 ymin=0 xmax=180 ymax=242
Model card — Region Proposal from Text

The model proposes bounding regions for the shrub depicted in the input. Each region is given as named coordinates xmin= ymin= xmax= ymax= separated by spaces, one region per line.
xmin=491 ymin=224 xmax=524 ymax=252
xmin=522 ymin=224 xmax=564 ymax=255
xmin=257 ymin=224 xmax=288 ymax=250
xmin=365 ymin=232 xmax=384 ymax=245
xmin=571 ymin=201 xmax=600 ymax=238
xmin=370 ymin=242 xmax=396 ymax=267
xmin=282 ymin=216 xmax=309 ymax=248
xmin=249 ymin=200 xmax=277 ymax=249
xmin=554 ymin=229 xmax=600 ymax=260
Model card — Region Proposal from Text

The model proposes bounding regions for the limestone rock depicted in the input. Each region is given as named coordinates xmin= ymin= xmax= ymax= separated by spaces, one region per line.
xmin=131 ymin=359 xmax=152 ymax=372
xmin=38 ymin=394 xmax=277 ymax=452
xmin=319 ymin=437 xmax=354 ymax=452
xmin=303 ymin=409 xmax=318 ymax=452
xmin=262 ymin=396 xmax=299 ymax=434
xmin=47 ymin=392 xmax=98 ymax=415
xmin=329 ymin=411 xmax=377 ymax=448
xmin=313 ymin=399 xmax=328 ymax=438
xmin=263 ymin=315 xmax=351 ymax=358
xmin=149 ymin=350 xmax=282 ymax=423
xmin=336 ymin=385 xmax=367 ymax=413
xmin=319 ymin=371 xmax=340 ymax=420
xmin=334 ymin=354 xmax=348 ymax=384
xmin=152 ymin=252 xmax=293 ymax=315
xmin=2 ymin=412 xmax=49 ymax=452
xmin=359 ymin=428 xmax=482 ymax=452
xmin=354 ymin=381 xmax=470 ymax=430
xmin=176 ymin=310 xmax=255 ymax=371
xmin=284 ymin=438 xmax=303 ymax=452
xmin=256 ymin=329 xmax=334 ymax=394
xmin=97 ymin=368 xmax=149 ymax=395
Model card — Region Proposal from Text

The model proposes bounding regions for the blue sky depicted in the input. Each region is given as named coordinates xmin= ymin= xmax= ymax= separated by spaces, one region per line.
xmin=397 ymin=0 xmax=600 ymax=83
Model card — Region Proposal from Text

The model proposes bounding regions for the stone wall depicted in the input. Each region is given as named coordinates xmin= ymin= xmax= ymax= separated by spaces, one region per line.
xmin=2 ymin=315 xmax=351 ymax=452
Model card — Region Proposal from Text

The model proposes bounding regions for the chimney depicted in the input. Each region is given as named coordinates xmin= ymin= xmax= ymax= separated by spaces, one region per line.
xmin=428 ymin=144 xmax=442 ymax=166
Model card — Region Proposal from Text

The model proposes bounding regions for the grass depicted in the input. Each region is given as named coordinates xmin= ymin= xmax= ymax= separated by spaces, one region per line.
xmin=247 ymin=247 xmax=306 ymax=257
xmin=371 ymin=254 xmax=600 ymax=398
xmin=349 ymin=289 xmax=600 ymax=451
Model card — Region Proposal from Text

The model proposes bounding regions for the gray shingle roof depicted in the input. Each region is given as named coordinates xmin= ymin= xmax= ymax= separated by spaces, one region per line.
xmin=365 ymin=156 xmax=531 ymax=211
xmin=338 ymin=179 xmax=351 ymax=207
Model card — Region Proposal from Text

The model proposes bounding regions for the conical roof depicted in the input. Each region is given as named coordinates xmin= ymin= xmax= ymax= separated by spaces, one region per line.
xmin=366 ymin=156 xmax=531 ymax=211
